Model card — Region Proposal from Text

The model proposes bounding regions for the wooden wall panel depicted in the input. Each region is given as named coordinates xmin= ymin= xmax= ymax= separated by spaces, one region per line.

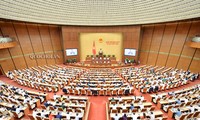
xmin=189 ymin=49 xmax=200 ymax=72
xmin=169 ymin=22 xmax=191 ymax=54
xmin=0 ymin=20 xmax=63 ymax=72
xmin=147 ymin=52 xmax=157 ymax=66
xmin=159 ymin=23 xmax=177 ymax=53
xmin=0 ymin=49 xmax=10 ymax=59
xmin=46 ymin=53 xmax=56 ymax=65
xmin=139 ymin=52 xmax=148 ymax=64
xmin=189 ymin=59 xmax=200 ymax=73
xmin=150 ymin=25 xmax=165 ymax=51
xmin=55 ymin=51 xmax=64 ymax=64
xmin=24 ymin=56 xmax=37 ymax=68
xmin=140 ymin=20 xmax=200 ymax=72
xmin=140 ymin=26 xmax=154 ymax=51
xmin=166 ymin=55 xmax=179 ymax=68
xmin=181 ymin=21 xmax=200 ymax=57
xmin=0 ymin=24 xmax=10 ymax=59
xmin=0 ymin=59 xmax=15 ymax=72
xmin=156 ymin=54 xmax=168 ymax=67
xmin=176 ymin=21 xmax=200 ymax=71
xmin=132 ymin=32 xmax=140 ymax=49
xmin=13 ymin=57 xmax=27 ymax=69
xmin=49 ymin=26 xmax=62 ymax=51
xmin=39 ymin=25 xmax=53 ymax=52
xmin=1 ymin=22 xmax=23 ymax=56
xmin=36 ymin=58 xmax=47 ymax=66
xmin=176 ymin=57 xmax=191 ymax=70
xmin=194 ymin=49 xmax=200 ymax=58
xmin=13 ymin=23 xmax=34 ymax=54
xmin=27 ymin=24 xmax=44 ymax=53
xmin=62 ymin=32 xmax=70 ymax=41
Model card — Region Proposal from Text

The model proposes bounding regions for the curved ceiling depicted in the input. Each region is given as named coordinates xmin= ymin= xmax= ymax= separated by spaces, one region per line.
xmin=0 ymin=0 xmax=200 ymax=26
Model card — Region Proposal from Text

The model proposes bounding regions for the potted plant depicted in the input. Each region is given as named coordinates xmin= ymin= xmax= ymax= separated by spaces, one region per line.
xmin=72 ymin=58 xmax=77 ymax=63
xmin=108 ymin=55 xmax=111 ymax=57
xmin=130 ymin=59 xmax=135 ymax=65
xmin=125 ymin=58 xmax=129 ymax=64
xmin=112 ymin=55 xmax=115 ymax=57
xmin=66 ymin=59 xmax=70 ymax=64
xmin=130 ymin=59 xmax=135 ymax=63
xmin=66 ymin=59 xmax=72 ymax=64
xmin=91 ymin=55 xmax=93 ymax=57
xmin=96 ymin=55 xmax=99 ymax=57
xmin=103 ymin=55 xmax=106 ymax=57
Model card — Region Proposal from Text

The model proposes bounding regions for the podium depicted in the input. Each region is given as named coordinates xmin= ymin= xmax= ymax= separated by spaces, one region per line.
xmin=99 ymin=51 xmax=103 ymax=57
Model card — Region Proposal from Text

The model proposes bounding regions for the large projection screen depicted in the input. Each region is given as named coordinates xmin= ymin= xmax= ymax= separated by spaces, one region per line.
xmin=79 ymin=33 xmax=123 ymax=61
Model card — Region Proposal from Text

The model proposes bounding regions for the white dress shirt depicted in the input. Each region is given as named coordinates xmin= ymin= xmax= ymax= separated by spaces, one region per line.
xmin=113 ymin=115 xmax=121 ymax=120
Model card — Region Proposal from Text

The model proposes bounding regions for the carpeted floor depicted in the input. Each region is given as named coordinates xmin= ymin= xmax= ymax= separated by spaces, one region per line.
xmin=0 ymin=75 xmax=199 ymax=120
xmin=88 ymin=96 xmax=108 ymax=120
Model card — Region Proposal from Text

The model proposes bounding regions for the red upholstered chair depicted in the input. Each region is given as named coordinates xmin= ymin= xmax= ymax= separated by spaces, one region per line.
xmin=68 ymin=88 xmax=74 ymax=94
xmin=141 ymin=88 xmax=147 ymax=93
xmin=111 ymin=109 xmax=118 ymax=113
xmin=99 ymin=90 xmax=104 ymax=96
xmin=87 ymin=90 xmax=92 ymax=96
xmin=118 ymin=89 xmax=123 ymax=95
xmin=41 ymin=105 xmax=46 ymax=109
xmin=186 ymin=113 xmax=193 ymax=119
xmin=192 ymin=111 xmax=200 ymax=118
xmin=36 ymin=116 xmax=43 ymax=120
xmin=58 ymin=107 xmax=64 ymax=111
xmin=112 ymin=90 xmax=118 ymax=96
xmin=81 ymin=89 xmax=86 ymax=95
xmin=149 ymin=106 xmax=155 ymax=111
xmin=52 ymin=87 xmax=58 ymax=92
xmin=126 ymin=99 xmax=132 ymax=104
xmin=106 ymin=90 xmax=111 ymax=96
xmin=132 ymin=108 xmax=138 ymax=113
xmin=28 ymin=114 xmax=35 ymax=120
xmin=141 ymin=108 xmax=147 ymax=112
xmin=74 ymin=89 xmax=79 ymax=95
xmin=12 ymin=112 xmax=24 ymax=119
xmin=122 ymin=109 xmax=128 ymax=113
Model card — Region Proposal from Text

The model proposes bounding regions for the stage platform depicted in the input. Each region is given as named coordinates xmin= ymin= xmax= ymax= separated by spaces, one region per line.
xmin=66 ymin=62 xmax=137 ymax=68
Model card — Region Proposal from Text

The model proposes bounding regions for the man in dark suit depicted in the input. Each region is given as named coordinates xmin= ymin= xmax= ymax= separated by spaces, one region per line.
xmin=55 ymin=112 xmax=62 ymax=119
xmin=154 ymin=86 xmax=159 ymax=92
xmin=44 ymin=101 xmax=49 ymax=108
xmin=124 ymin=88 xmax=130 ymax=95
xmin=148 ymin=86 xmax=153 ymax=93
xmin=92 ymin=89 xmax=98 ymax=96
xmin=62 ymin=88 xmax=68 ymax=94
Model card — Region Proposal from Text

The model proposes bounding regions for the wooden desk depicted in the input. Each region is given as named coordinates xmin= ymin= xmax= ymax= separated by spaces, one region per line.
xmin=35 ymin=109 xmax=84 ymax=119
xmin=26 ymin=90 xmax=49 ymax=100
xmin=0 ymin=102 xmax=29 ymax=115
xmin=108 ymin=96 xmax=144 ymax=101
xmin=109 ymin=102 xmax=152 ymax=108
xmin=110 ymin=110 xmax=163 ymax=119
xmin=168 ymin=103 xmax=200 ymax=118
xmin=84 ymin=56 xmax=118 ymax=65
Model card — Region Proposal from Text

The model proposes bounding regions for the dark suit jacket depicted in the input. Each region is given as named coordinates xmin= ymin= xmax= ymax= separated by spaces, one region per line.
xmin=149 ymin=87 xmax=153 ymax=93
xmin=55 ymin=114 xmax=62 ymax=119
xmin=124 ymin=89 xmax=130 ymax=95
